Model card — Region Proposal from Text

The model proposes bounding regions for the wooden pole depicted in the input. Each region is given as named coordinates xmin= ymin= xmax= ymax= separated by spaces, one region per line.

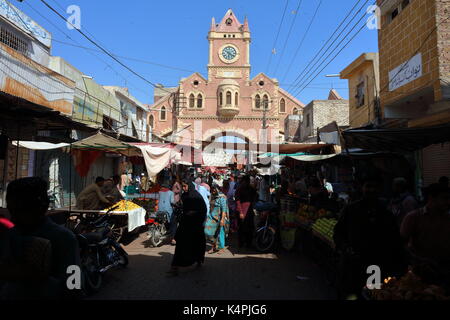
xmin=69 ymin=143 xmax=72 ymax=212
xmin=15 ymin=122 xmax=20 ymax=180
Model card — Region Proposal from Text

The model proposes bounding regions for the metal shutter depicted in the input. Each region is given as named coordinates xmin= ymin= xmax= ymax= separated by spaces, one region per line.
xmin=422 ymin=142 xmax=450 ymax=186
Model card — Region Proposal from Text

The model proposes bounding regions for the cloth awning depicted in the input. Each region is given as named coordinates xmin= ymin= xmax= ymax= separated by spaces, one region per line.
xmin=342 ymin=123 xmax=450 ymax=152
xmin=137 ymin=145 xmax=180 ymax=179
xmin=203 ymin=141 xmax=333 ymax=154
xmin=257 ymin=164 xmax=281 ymax=176
xmin=70 ymin=132 xmax=141 ymax=156
xmin=289 ymin=154 xmax=338 ymax=162
xmin=319 ymin=131 xmax=340 ymax=145
xmin=177 ymin=160 xmax=193 ymax=166
xmin=12 ymin=141 xmax=70 ymax=150
xmin=259 ymin=152 xmax=307 ymax=158
xmin=202 ymin=151 xmax=234 ymax=167
xmin=258 ymin=153 xmax=338 ymax=164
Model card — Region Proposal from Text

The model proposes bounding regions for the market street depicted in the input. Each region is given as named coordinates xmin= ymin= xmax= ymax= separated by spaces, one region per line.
xmin=1 ymin=0 xmax=450 ymax=303
xmin=88 ymin=233 xmax=337 ymax=300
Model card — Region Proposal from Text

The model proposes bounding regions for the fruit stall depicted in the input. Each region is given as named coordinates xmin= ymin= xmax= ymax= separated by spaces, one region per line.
xmin=364 ymin=269 xmax=450 ymax=300
xmin=279 ymin=196 xmax=340 ymax=284
xmin=66 ymin=200 xmax=150 ymax=242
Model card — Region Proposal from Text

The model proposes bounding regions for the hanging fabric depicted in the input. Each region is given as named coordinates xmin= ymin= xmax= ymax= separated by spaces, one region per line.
xmin=72 ymin=149 xmax=102 ymax=177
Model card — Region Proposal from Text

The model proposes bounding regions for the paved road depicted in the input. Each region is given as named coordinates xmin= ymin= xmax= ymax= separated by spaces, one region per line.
xmin=89 ymin=232 xmax=337 ymax=300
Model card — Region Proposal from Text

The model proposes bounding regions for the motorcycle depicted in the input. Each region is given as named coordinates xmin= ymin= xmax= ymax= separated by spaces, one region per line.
xmin=254 ymin=201 xmax=279 ymax=253
xmin=69 ymin=205 xmax=129 ymax=294
xmin=146 ymin=210 xmax=171 ymax=247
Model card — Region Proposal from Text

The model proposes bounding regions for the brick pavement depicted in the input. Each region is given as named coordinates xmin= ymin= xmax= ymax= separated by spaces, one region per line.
xmin=88 ymin=232 xmax=337 ymax=300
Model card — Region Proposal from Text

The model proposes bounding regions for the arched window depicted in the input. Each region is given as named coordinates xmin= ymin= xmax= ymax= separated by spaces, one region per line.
xmin=255 ymin=94 xmax=261 ymax=109
xmin=160 ymin=106 xmax=166 ymax=121
xmin=189 ymin=94 xmax=195 ymax=109
xmin=280 ymin=99 xmax=286 ymax=113
xmin=149 ymin=115 xmax=154 ymax=128
xmin=226 ymin=91 xmax=232 ymax=105
xmin=235 ymin=92 xmax=239 ymax=106
xmin=263 ymin=95 xmax=269 ymax=109
xmin=197 ymin=94 xmax=203 ymax=108
xmin=219 ymin=92 xmax=223 ymax=106
xmin=293 ymin=108 xmax=299 ymax=115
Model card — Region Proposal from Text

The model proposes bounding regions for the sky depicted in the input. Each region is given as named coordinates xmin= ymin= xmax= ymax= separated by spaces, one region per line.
xmin=15 ymin=0 xmax=379 ymax=105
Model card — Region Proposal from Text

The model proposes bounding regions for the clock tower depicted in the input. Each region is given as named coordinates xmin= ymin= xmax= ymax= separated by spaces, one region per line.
xmin=207 ymin=9 xmax=251 ymax=82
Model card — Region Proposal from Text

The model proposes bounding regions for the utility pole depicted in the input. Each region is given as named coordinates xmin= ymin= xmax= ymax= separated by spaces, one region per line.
xmin=262 ymin=99 xmax=269 ymax=143
xmin=170 ymin=90 xmax=186 ymax=143
xmin=171 ymin=92 xmax=178 ymax=143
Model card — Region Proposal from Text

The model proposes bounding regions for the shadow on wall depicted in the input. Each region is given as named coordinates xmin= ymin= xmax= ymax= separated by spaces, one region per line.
xmin=34 ymin=149 xmax=84 ymax=208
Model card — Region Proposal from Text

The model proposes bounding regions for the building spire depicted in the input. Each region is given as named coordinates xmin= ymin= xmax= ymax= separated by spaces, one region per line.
xmin=328 ymin=89 xmax=343 ymax=100
xmin=243 ymin=16 xmax=250 ymax=32
xmin=211 ymin=17 xmax=216 ymax=31
xmin=215 ymin=9 xmax=242 ymax=32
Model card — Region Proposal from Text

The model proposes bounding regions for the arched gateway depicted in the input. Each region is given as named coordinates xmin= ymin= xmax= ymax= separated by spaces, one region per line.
xmin=149 ymin=9 xmax=305 ymax=146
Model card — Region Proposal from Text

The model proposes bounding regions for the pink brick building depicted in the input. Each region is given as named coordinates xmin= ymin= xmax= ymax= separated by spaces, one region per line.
xmin=148 ymin=9 xmax=305 ymax=145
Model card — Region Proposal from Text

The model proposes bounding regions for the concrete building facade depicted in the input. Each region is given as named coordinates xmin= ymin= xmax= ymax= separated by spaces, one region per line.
xmin=104 ymin=86 xmax=149 ymax=142
xmin=299 ymin=93 xmax=349 ymax=143
xmin=376 ymin=0 xmax=450 ymax=189
xmin=340 ymin=52 xmax=380 ymax=128
xmin=377 ymin=0 xmax=450 ymax=127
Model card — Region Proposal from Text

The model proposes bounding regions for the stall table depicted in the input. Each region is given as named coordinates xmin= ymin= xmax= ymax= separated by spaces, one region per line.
xmin=50 ymin=206 xmax=146 ymax=242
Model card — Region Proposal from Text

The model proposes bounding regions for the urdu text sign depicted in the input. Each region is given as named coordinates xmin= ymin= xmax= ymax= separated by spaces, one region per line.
xmin=0 ymin=0 xmax=51 ymax=48
xmin=389 ymin=53 xmax=422 ymax=92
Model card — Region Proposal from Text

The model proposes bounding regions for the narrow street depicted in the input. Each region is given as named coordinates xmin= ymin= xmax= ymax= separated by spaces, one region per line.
xmin=89 ymin=233 xmax=337 ymax=300
xmin=3 ymin=0 xmax=448 ymax=304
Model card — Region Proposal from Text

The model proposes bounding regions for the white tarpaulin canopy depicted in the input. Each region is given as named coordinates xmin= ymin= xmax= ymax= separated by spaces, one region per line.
xmin=319 ymin=131 xmax=340 ymax=145
xmin=12 ymin=141 xmax=70 ymax=150
xmin=14 ymin=132 xmax=186 ymax=181
xmin=202 ymin=151 xmax=234 ymax=167
xmin=72 ymin=133 xmax=185 ymax=178
xmin=257 ymin=164 xmax=281 ymax=176
xmin=289 ymin=154 xmax=337 ymax=161
xmin=137 ymin=145 xmax=181 ymax=180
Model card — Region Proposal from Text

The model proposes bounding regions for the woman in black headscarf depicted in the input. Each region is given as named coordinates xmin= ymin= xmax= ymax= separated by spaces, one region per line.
xmin=167 ymin=178 xmax=207 ymax=276
xmin=235 ymin=175 xmax=257 ymax=248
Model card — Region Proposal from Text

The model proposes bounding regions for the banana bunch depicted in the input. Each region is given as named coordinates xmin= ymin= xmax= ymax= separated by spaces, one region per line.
xmin=311 ymin=218 xmax=338 ymax=243
xmin=107 ymin=200 xmax=143 ymax=212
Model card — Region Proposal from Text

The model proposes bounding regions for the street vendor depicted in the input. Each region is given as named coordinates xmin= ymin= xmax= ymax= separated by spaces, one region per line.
xmin=76 ymin=177 xmax=112 ymax=210
xmin=388 ymin=177 xmax=419 ymax=227
xmin=101 ymin=175 xmax=124 ymax=204
xmin=140 ymin=173 xmax=150 ymax=193
xmin=401 ymin=183 xmax=450 ymax=265
xmin=333 ymin=176 xmax=407 ymax=299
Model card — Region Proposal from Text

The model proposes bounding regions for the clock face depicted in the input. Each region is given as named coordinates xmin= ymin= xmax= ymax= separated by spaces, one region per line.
xmin=222 ymin=46 xmax=237 ymax=61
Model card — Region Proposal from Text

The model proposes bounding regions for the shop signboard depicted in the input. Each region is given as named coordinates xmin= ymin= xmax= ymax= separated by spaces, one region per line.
xmin=389 ymin=53 xmax=422 ymax=91
xmin=0 ymin=0 xmax=51 ymax=48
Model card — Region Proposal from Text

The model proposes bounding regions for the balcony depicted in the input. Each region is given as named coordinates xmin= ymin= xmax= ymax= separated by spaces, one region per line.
xmin=218 ymin=104 xmax=240 ymax=116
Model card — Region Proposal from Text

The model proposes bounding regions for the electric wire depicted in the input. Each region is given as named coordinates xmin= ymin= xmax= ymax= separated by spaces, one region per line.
xmin=273 ymin=0 xmax=303 ymax=77
xmin=265 ymin=0 xmax=290 ymax=74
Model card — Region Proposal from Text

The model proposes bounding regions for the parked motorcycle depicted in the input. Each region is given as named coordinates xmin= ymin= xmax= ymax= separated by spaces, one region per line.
xmin=69 ymin=205 xmax=129 ymax=294
xmin=146 ymin=211 xmax=171 ymax=247
xmin=254 ymin=202 xmax=279 ymax=253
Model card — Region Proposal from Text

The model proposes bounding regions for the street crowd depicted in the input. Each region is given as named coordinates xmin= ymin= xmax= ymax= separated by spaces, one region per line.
xmin=0 ymin=168 xmax=449 ymax=300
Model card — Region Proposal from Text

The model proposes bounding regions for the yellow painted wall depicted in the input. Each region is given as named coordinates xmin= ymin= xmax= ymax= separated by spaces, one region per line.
xmin=378 ymin=0 xmax=441 ymax=109
xmin=347 ymin=61 xmax=379 ymax=128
